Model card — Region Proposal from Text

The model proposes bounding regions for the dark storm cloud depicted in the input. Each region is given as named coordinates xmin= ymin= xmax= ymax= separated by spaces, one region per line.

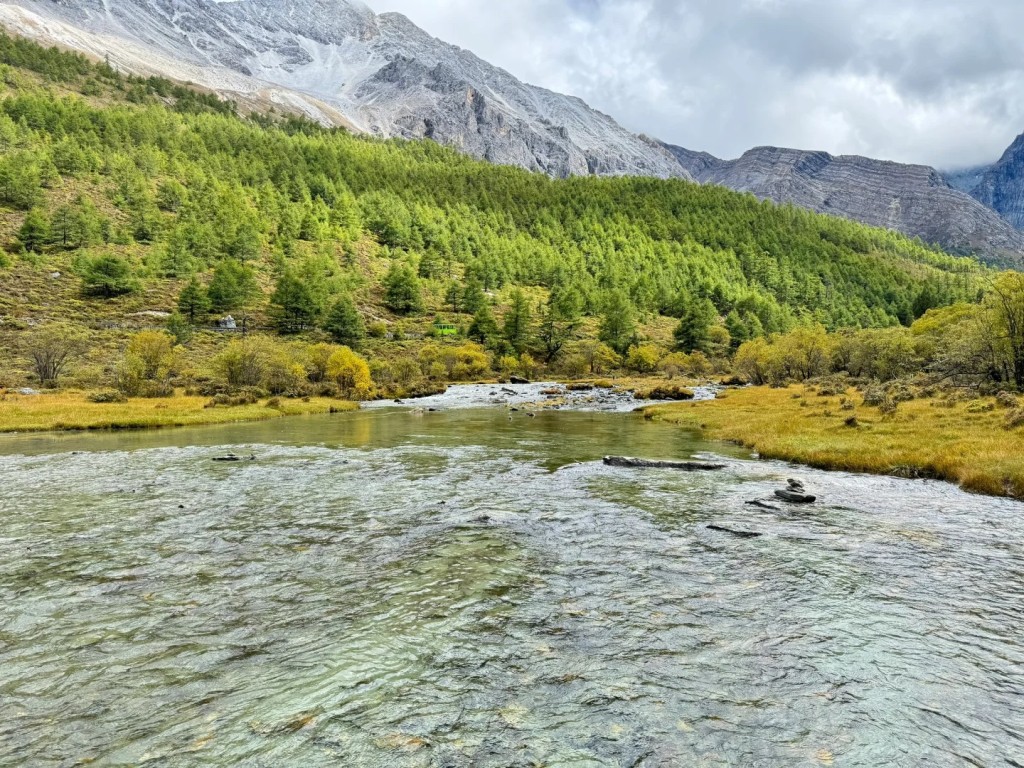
xmin=363 ymin=0 xmax=1024 ymax=167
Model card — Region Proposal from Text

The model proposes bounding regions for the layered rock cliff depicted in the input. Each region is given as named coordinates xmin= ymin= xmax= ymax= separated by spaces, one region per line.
xmin=666 ymin=144 xmax=1024 ymax=265
xmin=947 ymin=133 xmax=1024 ymax=231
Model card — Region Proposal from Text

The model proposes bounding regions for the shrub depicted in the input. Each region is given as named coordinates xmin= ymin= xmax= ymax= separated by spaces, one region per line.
xmin=1005 ymin=409 xmax=1024 ymax=430
xmin=24 ymin=323 xmax=88 ymax=387
xmin=87 ymin=390 xmax=128 ymax=404
xmin=419 ymin=343 xmax=490 ymax=381
xmin=996 ymin=392 xmax=1019 ymax=409
xmin=326 ymin=347 xmax=373 ymax=399
xmin=81 ymin=254 xmax=138 ymax=297
xmin=626 ymin=344 xmax=664 ymax=374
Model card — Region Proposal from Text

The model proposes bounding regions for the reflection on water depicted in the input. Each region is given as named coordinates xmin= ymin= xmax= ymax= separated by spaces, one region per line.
xmin=0 ymin=408 xmax=1022 ymax=767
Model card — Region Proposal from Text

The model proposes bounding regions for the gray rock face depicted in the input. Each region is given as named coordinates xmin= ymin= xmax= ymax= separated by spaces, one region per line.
xmin=0 ymin=0 xmax=690 ymax=180
xmin=948 ymin=133 xmax=1024 ymax=231
xmin=666 ymin=143 xmax=1024 ymax=266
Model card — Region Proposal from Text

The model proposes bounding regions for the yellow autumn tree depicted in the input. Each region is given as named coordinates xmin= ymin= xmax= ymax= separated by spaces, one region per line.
xmin=327 ymin=346 xmax=373 ymax=400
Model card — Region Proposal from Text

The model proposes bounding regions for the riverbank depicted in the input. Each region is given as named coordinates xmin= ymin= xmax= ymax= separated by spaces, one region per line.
xmin=0 ymin=391 xmax=357 ymax=433
xmin=645 ymin=385 xmax=1024 ymax=499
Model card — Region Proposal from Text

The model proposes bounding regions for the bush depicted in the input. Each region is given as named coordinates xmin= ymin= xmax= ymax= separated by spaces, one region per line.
xmin=326 ymin=347 xmax=373 ymax=399
xmin=24 ymin=323 xmax=88 ymax=387
xmin=419 ymin=342 xmax=490 ymax=381
xmin=636 ymin=385 xmax=695 ymax=401
xmin=996 ymin=392 xmax=1019 ymax=409
xmin=87 ymin=390 xmax=128 ymax=404
xmin=81 ymin=254 xmax=138 ymax=297
xmin=1005 ymin=409 xmax=1024 ymax=430
xmin=626 ymin=344 xmax=664 ymax=374
xmin=206 ymin=392 xmax=259 ymax=408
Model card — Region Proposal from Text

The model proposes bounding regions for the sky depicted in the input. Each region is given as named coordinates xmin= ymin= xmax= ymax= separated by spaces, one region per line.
xmin=361 ymin=0 xmax=1024 ymax=169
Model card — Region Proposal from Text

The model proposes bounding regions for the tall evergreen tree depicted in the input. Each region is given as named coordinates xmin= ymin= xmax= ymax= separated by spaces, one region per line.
xmin=177 ymin=277 xmax=211 ymax=323
xmin=599 ymin=290 xmax=637 ymax=355
xmin=383 ymin=263 xmax=424 ymax=315
xmin=468 ymin=303 xmax=500 ymax=347
xmin=323 ymin=293 xmax=366 ymax=348
xmin=17 ymin=208 xmax=48 ymax=253
xmin=503 ymin=289 xmax=533 ymax=353
xmin=271 ymin=272 xmax=319 ymax=333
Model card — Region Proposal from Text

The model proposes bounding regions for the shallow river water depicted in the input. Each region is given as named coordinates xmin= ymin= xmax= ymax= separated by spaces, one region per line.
xmin=1 ymin=393 xmax=1023 ymax=767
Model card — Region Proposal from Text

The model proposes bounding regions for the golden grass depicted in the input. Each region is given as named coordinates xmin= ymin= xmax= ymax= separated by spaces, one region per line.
xmin=646 ymin=385 xmax=1024 ymax=500
xmin=0 ymin=391 xmax=358 ymax=433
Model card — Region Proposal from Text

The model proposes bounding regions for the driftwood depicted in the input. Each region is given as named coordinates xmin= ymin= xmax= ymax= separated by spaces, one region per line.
xmin=774 ymin=489 xmax=816 ymax=504
xmin=707 ymin=524 xmax=763 ymax=539
xmin=212 ymin=453 xmax=256 ymax=463
xmin=603 ymin=456 xmax=726 ymax=471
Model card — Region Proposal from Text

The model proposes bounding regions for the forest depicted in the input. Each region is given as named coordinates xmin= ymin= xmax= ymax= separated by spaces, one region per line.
xmin=0 ymin=30 xmax=1016 ymax=402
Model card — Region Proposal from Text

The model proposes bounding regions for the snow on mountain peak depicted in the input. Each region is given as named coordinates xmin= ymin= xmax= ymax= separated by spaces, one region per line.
xmin=0 ymin=0 xmax=689 ymax=178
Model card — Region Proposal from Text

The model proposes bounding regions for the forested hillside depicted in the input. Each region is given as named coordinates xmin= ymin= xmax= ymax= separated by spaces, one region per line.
xmin=0 ymin=31 xmax=987 ymax=395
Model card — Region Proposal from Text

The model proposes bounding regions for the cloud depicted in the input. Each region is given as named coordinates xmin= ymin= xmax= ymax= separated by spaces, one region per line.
xmin=362 ymin=0 xmax=1024 ymax=168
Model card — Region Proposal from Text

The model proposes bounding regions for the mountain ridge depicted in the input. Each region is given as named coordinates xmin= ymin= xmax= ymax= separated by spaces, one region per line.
xmin=666 ymin=143 xmax=1024 ymax=267
xmin=0 ymin=0 xmax=690 ymax=180
xmin=3 ymin=0 xmax=1024 ymax=265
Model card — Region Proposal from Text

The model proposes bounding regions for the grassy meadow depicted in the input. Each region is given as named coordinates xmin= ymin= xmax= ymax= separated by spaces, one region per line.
xmin=646 ymin=385 xmax=1024 ymax=499
xmin=0 ymin=390 xmax=357 ymax=433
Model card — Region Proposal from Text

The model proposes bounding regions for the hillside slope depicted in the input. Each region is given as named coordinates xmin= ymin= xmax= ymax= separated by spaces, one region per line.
xmin=0 ymin=0 xmax=689 ymax=179
xmin=0 ymin=33 xmax=986 ymax=391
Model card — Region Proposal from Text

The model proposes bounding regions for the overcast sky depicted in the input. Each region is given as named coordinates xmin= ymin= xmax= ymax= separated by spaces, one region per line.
xmin=362 ymin=0 xmax=1023 ymax=169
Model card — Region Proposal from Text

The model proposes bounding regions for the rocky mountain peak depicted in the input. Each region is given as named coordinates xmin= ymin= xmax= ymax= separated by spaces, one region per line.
xmin=0 ymin=0 xmax=690 ymax=180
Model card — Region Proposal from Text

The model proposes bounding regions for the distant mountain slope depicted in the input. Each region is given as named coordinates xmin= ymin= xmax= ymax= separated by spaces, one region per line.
xmin=666 ymin=144 xmax=1024 ymax=267
xmin=946 ymin=133 xmax=1024 ymax=231
xmin=0 ymin=0 xmax=690 ymax=180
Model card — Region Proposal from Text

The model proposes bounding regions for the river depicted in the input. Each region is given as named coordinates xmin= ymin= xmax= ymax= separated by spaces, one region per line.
xmin=1 ymin=389 xmax=1022 ymax=767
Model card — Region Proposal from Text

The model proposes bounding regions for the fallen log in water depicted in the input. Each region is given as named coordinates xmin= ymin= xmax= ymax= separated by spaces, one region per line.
xmin=707 ymin=524 xmax=763 ymax=539
xmin=212 ymin=453 xmax=256 ymax=463
xmin=746 ymin=499 xmax=781 ymax=511
xmin=774 ymin=489 xmax=816 ymax=504
xmin=603 ymin=456 xmax=726 ymax=471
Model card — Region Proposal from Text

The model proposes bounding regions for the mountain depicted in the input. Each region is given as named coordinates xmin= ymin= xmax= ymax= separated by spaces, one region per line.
xmin=945 ymin=133 xmax=1024 ymax=231
xmin=665 ymin=144 xmax=1024 ymax=266
xmin=3 ymin=0 xmax=1023 ymax=266
xmin=0 ymin=0 xmax=689 ymax=180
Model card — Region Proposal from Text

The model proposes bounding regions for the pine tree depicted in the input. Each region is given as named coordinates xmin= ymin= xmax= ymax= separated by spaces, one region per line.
xmin=503 ymin=289 xmax=533 ymax=353
xmin=17 ymin=208 xmax=48 ymax=253
xmin=444 ymin=281 xmax=463 ymax=313
xmin=468 ymin=303 xmax=500 ymax=347
xmin=599 ymin=290 xmax=637 ymax=355
xmin=208 ymin=259 xmax=259 ymax=313
xmin=323 ymin=294 xmax=366 ymax=348
xmin=462 ymin=277 xmax=487 ymax=314
xmin=674 ymin=298 xmax=718 ymax=353
xmin=383 ymin=263 xmax=424 ymax=315
xmin=271 ymin=272 xmax=319 ymax=333
xmin=177 ymin=277 xmax=211 ymax=323
xmin=538 ymin=285 xmax=582 ymax=362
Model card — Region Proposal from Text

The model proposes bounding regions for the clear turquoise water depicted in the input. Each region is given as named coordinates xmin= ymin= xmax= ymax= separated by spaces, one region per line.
xmin=1 ymin=408 xmax=1022 ymax=766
